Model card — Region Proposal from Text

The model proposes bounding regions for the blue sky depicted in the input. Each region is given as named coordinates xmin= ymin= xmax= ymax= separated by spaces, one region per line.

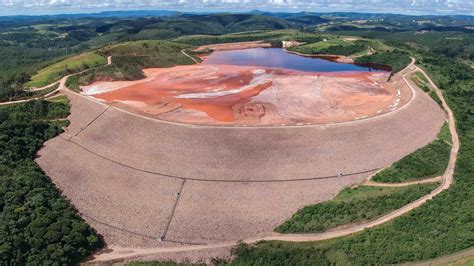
xmin=0 ymin=0 xmax=473 ymax=16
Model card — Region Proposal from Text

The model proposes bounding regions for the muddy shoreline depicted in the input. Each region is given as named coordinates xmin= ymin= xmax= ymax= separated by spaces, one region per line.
xmin=195 ymin=41 xmax=392 ymax=72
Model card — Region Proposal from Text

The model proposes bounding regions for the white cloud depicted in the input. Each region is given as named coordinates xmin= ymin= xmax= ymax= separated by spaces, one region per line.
xmin=0 ymin=0 xmax=473 ymax=15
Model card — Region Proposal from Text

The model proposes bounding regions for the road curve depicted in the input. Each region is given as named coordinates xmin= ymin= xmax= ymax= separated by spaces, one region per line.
xmin=0 ymin=56 xmax=113 ymax=106
xmin=364 ymin=175 xmax=442 ymax=187
xmin=181 ymin=49 xmax=200 ymax=64
xmin=90 ymin=57 xmax=460 ymax=263
xmin=0 ymin=78 xmax=64 ymax=106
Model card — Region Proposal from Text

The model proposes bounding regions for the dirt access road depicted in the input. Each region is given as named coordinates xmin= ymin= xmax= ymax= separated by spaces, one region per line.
xmin=0 ymin=56 xmax=112 ymax=106
xmin=90 ymin=58 xmax=459 ymax=263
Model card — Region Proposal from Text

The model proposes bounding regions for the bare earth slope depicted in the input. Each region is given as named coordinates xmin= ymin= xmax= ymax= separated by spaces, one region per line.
xmin=35 ymin=58 xmax=446 ymax=262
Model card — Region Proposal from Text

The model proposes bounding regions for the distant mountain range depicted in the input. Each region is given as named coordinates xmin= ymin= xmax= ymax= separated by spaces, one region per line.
xmin=0 ymin=0 xmax=473 ymax=16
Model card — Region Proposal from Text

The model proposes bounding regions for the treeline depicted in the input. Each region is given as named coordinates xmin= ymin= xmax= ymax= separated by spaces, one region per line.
xmin=307 ymin=41 xmax=368 ymax=56
xmin=355 ymin=49 xmax=411 ymax=72
xmin=0 ymin=73 xmax=31 ymax=102
xmin=290 ymin=40 xmax=370 ymax=56
xmin=324 ymin=29 xmax=474 ymax=62
xmin=0 ymin=100 xmax=102 ymax=264
xmin=276 ymin=184 xmax=437 ymax=233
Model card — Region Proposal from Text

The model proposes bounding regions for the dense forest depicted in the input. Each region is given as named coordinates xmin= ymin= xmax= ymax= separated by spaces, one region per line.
xmin=0 ymin=99 xmax=102 ymax=264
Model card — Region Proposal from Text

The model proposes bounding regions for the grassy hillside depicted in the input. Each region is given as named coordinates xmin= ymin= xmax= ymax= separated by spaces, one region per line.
xmin=373 ymin=123 xmax=451 ymax=183
xmin=411 ymin=71 xmax=431 ymax=92
xmin=26 ymin=52 xmax=106 ymax=88
xmin=98 ymin=40 xmax=194 ymax=67
xmin=66 ymin=40 xmax=196 ymax=92
xmin=276 ymin=184 xmax=437 ymax=233
xmin=289 ymin=38 xmax=359 ymax=56
xmin=173 ymin=30 xmax=324 ymax=46
xmin=355 ymin=49 xmax=411 ymax=72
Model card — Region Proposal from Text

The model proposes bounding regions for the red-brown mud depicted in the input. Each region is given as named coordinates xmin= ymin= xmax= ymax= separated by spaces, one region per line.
xmin=82 ymin=54 xmax=406 ymax=126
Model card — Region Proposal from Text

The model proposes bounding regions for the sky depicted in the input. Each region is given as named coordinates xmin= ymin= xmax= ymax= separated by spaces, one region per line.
xmin=0 ymin=0 xmax=473 ymax=16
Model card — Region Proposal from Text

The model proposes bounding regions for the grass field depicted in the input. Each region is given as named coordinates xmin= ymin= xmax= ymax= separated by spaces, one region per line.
xmin=47 ymin=95 xmax=69 ymax=105
xmin=288 ymin=37 xmax=392 ymax=58
xmin=26 ymin=52 xmax=106 ymax=88
xmin=372 ymin=123 xmax=451 ymax=183
xmin=289 ymin=37 xmax=350 ymax=53
xmin=98 ymin=40 xmax=195 ymax=68
xmin=31 ymin=83 xmax=59 ymax=97
xmin=275 ymin=184 xmax=437 ymax=233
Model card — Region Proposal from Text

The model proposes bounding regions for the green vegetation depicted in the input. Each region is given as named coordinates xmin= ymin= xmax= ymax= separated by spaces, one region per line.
xmin=99 ymin=40 xmax=194 ymax=68
xmin=0 ymin=99 xmax=102 ymax=264
xmin=429 ymin=90 xmax=443 ymax=106
xmin=438 ymin=122 xmax=452 ymax=145
xmin=325 ymin=30 xmax=474 ymax=63
xmin=65 ymin=64 xmax=145 ymax=92
xmin=373 ymin=123 xmax=451 ymax=183
xmin=0 ymin=82 xmax=59 ymax=103
xmin=289 ymin=38 xmax=370 ymax=56
xmin=30 ymin=83 xmax=59 ymax=97
xmin=46 ymin=95 xmax=69 ymax=105
xmin=411 ymin=71 xmax=431 ymax=92
xmin=26 ymin=52 xmax=106 ymax=87
xmin=410 ymin=71 xmax=443 ymax=105
xmin=66 ymin=40 xmax=196 ymax=92
xmin=355 ymin=49 xmax=411 ymax=72
xmin=173 ymin=30 xmax=324 ymax=46
xmin=276 ymin=184 xmax=437 ymax=233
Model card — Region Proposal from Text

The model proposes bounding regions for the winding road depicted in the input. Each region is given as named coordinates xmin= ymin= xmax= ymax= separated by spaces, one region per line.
xmin=89 ymin=58 xmax=460 ymax=262
xmin=3 ymin=51 xmax=457 ymax=263
xmin=0 ymin=56 xmax=112 ymax=106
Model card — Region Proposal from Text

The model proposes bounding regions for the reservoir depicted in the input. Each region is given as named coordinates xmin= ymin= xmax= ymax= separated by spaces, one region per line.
xmin=202 ymin=48 xmax=383 ymax=73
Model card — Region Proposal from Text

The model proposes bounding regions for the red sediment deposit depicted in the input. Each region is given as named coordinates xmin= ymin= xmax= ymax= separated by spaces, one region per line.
xmin=82 ymin=51 xmax=407 ymax=126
